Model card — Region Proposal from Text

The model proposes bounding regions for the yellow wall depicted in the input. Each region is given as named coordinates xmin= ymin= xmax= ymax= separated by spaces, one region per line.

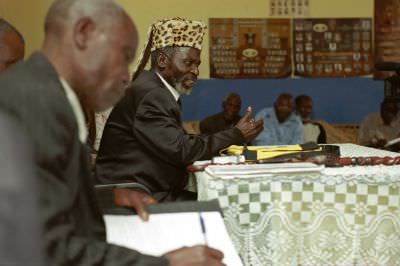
xmin=1 ymin=0 xmax=373 ymax=78
xmin=0 ymin=0 xmax=41 ymax=53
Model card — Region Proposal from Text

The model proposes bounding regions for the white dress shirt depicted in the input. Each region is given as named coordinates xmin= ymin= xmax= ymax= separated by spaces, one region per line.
xmin=59 ymin=78 xmax=88 ymax=144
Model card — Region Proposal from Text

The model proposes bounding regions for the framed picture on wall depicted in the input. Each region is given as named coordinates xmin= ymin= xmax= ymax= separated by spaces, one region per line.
xmin=209 ymin=18 xmax=292 ymax=79
xmin=293 ymin=18 xmax=373 ymax=78
xmin=269 ymin=0 xmax=310 ymax=17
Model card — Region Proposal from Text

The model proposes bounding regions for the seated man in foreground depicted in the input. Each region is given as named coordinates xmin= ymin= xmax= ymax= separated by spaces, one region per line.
xmin=200 ymin=92 xmax=242 ymax=134
xmin=253 ymin=92 xmax=303 ymax=146
xmin=96 ymin=18 xmax=263 ymax=202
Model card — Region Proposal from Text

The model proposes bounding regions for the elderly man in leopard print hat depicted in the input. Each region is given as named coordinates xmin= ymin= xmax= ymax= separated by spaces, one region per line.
xmin=96 ymin=17 xmax=263 ymax=202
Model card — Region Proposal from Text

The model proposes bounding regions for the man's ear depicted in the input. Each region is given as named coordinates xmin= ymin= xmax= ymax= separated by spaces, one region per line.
xmin=73 ymin=17 xmax=96 ymax=50
xmin=157 ymin=53 xmax=169 ymax=70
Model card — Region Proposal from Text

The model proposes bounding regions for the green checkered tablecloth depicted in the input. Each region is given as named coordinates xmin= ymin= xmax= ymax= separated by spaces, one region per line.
xmin=195 ymin=144 xmax=400 ymax=266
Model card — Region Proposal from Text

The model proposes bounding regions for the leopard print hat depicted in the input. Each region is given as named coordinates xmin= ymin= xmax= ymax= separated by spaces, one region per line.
xmin=132 ymin=17 xmax=207 ymax=81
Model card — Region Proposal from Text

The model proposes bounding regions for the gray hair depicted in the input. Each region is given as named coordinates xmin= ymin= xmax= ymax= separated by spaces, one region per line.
xmin=150 ymin=46 xmax=179 ymax=69
xmin=44 ymin=0 xmax=125 ymax=37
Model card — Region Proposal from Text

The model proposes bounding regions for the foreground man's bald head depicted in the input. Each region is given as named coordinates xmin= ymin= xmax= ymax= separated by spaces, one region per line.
xmin=43 ymin=0 xmax=138 ymax=112
xmin=0 ymin=18 xmax=25 ymax=72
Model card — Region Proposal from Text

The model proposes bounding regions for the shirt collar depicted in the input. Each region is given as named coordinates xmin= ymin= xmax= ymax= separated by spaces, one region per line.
xmin=155 ymin=72 xmax=180 ymax=102
xmin=59 ymin=78 xmax=88 ymax=144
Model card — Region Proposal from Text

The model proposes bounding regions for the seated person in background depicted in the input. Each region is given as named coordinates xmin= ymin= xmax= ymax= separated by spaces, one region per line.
xmin=96 ymin=18 xmax=263 ymax=202
xmin=253 ymin=92 xmax=303 ymax=146
xmin=359 ymin=96 xmax=400 ymax=150
xmin=295 ymin=94 xmax=326 ymax=143
xmin=200 ymin=92 xmax=242 ymax=134
xmin=0 ymin=18 xmax=25 ymax=72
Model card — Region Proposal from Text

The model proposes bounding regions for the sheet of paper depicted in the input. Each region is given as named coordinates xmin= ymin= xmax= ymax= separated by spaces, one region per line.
xmin=385 ymin=137 xmax=400 ymax=147
xmin=104 ymin=212 xmax=243 ymax=266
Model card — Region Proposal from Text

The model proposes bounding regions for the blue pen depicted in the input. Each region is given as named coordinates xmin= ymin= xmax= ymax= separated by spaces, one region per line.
xmin=199 ymin=213 xmax=208 ymax=246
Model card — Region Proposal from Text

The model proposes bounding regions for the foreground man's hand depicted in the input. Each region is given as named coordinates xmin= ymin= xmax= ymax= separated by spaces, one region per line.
xmin=113 ymin=188 xmax=157 ymax=221
xmin=164 ymin=245 xmax=226 ymax=266
xmin=235 ymin=106 xmax=264 ymax=143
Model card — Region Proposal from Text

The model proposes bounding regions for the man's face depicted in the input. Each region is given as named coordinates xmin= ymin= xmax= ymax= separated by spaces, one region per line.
xmin=381 ymin=102 xmax=398 ymax=125
xmin=297 ymin=98 xmax=313 ymax=121
xmin=274 ymin=96 xmax=293 ymax=123
xmin=223 ymin=95 xmax=241 ymax=122
xmin=164 ymin=47 xmax=201 ymax=95
xmin=80 ymin=16 xmax=138 ymax=111
xmin=0 ymin=31 xmax=25 ymax=72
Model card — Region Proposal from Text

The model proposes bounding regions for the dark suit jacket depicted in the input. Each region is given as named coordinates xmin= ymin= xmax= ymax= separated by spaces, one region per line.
xmin=96 ymin=70 xmax=244 ymax=201
xmin=315 ymin=122 xmax=327 ymax=144
xmin=0 ymin=112 xmax=44 ymax=266
xmin=200 ymin=112 xmax=241 ymax=135
xmin=0 ymin=53 xmax=166 ymax=266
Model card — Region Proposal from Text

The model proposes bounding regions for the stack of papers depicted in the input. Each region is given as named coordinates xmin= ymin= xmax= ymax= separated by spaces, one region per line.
xmin=205 ymin=162 xmax=324 ymax=179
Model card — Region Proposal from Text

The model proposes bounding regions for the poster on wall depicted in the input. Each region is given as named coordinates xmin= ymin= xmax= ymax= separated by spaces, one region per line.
xmin=374 ymin=0 xmax=400 ymax=79
xmin=293 ymin=18 xmax=373 ymax=77
xmin=269 ymin=0 xmax=310 ymax=17
xmin=209 ymin=18 xmax=291 ymax=79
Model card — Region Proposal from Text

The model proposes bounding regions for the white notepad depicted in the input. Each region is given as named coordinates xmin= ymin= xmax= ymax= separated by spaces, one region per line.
xmin=104 ymin=211 xmax=243 ymax=266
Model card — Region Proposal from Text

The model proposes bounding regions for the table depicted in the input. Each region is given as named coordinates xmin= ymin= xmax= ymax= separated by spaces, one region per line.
xmin=195 ymin=144 xmax=400 ymax=266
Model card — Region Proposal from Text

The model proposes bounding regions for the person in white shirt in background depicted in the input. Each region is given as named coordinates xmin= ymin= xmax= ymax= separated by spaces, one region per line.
xmin=295 ymin=94 xmax=326 ymax=144
xmin=359 ymin=96 xmax=400 ymax=151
